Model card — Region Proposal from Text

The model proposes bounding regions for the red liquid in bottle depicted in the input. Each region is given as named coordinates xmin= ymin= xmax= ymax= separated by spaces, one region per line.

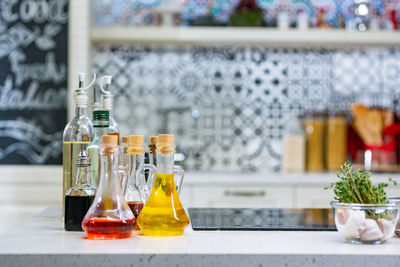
xmin=128 ymin=201 xmax=144 ymax=218
xmin=82 ymin=217 xmax=135 ymax=239
xmin=127 ymin=201 xmax=144 ymax=230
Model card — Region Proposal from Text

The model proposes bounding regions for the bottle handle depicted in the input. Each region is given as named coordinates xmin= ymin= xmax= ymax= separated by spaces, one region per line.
xmin=136 ymin=164 xmax=157 ymax=201
xmin=173 ymin=165 xmax=184 ymax=195
xmin=116 ymin=166 xmax=127 ymax=193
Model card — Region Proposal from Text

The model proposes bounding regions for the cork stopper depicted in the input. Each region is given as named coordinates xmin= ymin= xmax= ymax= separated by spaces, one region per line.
xmin=102 ymin=135 xmax=118 ymax=155
xmin=122 ymin=136 xmax=131 ymax=144
xmin=158 ymin=134 xmax=174 ymax=145
xmin=149 ymin=136 xmax=159 ymax=154
xmin=150 ymin=136 xmax=159 ymax=144
xmin=157 ymin=134 xmax=175 ymax=155
xmin=127 ymin=135 xmax=145 ymax=155
xmin=102 ymin=135 xmax=118 ymax=145
xmin=129 ymin=135 xmax=144 ymax=145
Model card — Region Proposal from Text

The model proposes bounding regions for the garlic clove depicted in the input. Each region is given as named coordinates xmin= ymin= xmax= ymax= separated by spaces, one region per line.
xmin=360 ymin=219 xmax=384 ymax=241
xmin=337 ymin=208 xmax=352 ymax=225
xmin=377 ymin=218 xmax=394 ymax=239
xmin=342 ymin=210 xmax=366 ymax=239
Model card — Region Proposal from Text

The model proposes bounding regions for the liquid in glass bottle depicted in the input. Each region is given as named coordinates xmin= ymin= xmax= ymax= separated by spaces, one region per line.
xmin=122 ymin=135 xmax=156 ymax=230
xmin=63 ymin=73 xmax=95 ymax=216
xmin=64 ymin=150 xmax=96 ymax=231
xmin=100 ymin=76 xmax=120 ymax=145
xmin=87 ymin=110 xmax=109 ymax=187
xmin=137 ymin=134 xmax=189 ymax=236
xmin=82 ymin=135 xmax=134 ymax=239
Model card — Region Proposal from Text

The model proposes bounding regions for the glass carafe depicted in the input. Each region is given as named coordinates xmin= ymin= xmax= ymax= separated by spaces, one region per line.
xmin=137 ymin=134 xmax=189 ymax=236
xmin=82 ymin=135 xmax=134 ymax=239
xmin=122 ymin=135 xmax=156 ymax=229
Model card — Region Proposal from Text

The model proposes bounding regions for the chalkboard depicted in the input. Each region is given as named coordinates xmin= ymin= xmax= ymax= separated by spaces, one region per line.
xmin=0 ymin=0 xmax=68 ymax=164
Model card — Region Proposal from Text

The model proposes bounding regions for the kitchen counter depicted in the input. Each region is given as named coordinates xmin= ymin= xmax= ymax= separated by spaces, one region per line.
xmin=1 ymin=208 xmax=400 ymax=267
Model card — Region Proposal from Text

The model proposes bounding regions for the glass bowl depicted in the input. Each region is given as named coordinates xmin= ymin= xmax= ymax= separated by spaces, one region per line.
xmin=388 ymin=197 xmax=400 ymax=237
xmin=331 ymin=202 xmax=400 ymax=244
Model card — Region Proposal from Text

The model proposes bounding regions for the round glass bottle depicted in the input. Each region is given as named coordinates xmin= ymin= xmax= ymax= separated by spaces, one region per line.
xmin=123 ymin=135 xmax=156 ymax=229
xmin=137 ymin=134 xmax=189 ymax=236
xmin=82 ymin=135 xmax=134 ymax=239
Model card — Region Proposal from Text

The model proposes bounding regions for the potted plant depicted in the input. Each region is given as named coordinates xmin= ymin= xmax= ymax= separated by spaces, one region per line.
xmin=230 ymin=0 xmax=264 ymax=27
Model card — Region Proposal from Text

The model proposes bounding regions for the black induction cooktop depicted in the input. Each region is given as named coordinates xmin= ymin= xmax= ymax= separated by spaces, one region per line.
xmin=189 ymin=208 xmax=337 ymax=231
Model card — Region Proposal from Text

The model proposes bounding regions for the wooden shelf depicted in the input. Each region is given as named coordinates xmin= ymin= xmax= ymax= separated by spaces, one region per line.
xmin=91 ymin=27 xmax=400 ymax=46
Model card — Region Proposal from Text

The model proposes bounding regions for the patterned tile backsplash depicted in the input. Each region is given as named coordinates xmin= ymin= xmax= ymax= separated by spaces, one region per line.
xmin=92 ymin=45 xmax=400 ymax=172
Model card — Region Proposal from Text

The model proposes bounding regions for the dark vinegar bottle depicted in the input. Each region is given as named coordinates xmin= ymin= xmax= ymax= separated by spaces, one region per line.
xmin=64 ymin=150 xmax=96 ymax=231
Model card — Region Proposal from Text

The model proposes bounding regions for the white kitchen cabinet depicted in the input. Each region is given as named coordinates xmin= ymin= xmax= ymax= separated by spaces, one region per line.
xmin=179 ymin=184 xmax=193 ymax=208
xmin=294 ymin=186 xmax=334 ymax=208
xmin=190 ymin=185 xmax=294 ymax=208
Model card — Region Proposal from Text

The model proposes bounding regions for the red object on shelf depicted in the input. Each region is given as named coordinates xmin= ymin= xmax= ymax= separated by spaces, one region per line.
xmin=390 ymin=9 xmax=398 ymax=30
xmin=82 ymin=217 xmax=135 ymax=239
xmin=348 ymin=123 xmax=400 ymax=167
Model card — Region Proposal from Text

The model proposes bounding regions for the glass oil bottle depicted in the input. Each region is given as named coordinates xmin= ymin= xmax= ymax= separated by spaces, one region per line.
xmin=100 ymin=76 xmax=120 ymax=145
xmin=145 ymin=136 xmax=158 ymax=185
xmin=148 ymin=136 xmax=158 ymax=167
xmin=137 ymin=134 xmax=189 ymax=236
xmin=64 ymin=150 xmax=96 ymax=231
xmin=82 ymin=135 xmax=134 ymax=239
xmin=87 ymin=110 xmax=109 ymax=187
xmin=63 ymin=73 xmax=95 ymax=216
xmin=122 ymin=135 xmax=156 ymax=230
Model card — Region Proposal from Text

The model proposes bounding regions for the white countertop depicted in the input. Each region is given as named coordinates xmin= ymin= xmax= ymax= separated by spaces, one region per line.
xmin=1 ymin=208 xmax=400 ymax=267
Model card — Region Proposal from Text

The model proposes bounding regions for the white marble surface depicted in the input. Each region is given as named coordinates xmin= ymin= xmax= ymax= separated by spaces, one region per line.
xmin=1 ymin=208 xmax=400 ymax=267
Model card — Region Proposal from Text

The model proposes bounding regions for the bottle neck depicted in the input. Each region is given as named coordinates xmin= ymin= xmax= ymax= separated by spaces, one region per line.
xmin=127 ymin=154 xmax=144 ymax=182
xmin=75 ymin=165 xmax=90 ymax=187
xmin=98 ymin=148 xmax=120 ymax=195
xmin=149 ymin=152 xmax=157 ymax=166
xmin=74 ymin=104 xmax=88 ymax=119
xmin=93 ymin=126 xmax=108 ymax=139
xmin=149 ymin=144 xmax=157 ymax=166
xmin=156 ymin=153 xmax=174 ymax=174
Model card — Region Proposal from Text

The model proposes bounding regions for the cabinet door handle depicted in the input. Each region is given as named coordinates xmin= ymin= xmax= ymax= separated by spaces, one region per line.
xmin=224 ymin=190 xmax=266 ymax=197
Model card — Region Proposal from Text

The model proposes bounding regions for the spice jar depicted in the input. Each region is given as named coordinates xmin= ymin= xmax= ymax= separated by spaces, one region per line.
xmin=326 ymin=112 xmax=348 ymax=171
xmin=304 ymin=112 xmax=326 ymax=172
xmin=282 ymin=116 xmax=305 ymax=172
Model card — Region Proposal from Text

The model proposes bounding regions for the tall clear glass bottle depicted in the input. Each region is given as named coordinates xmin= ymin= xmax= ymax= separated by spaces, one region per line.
xmin=145 ymin=136 xmax=158 ymax=187
xmin=64 ymin=150 xmax=96 ymax=231
xmin=87 ymin=110 xmax=109 ymax=187
xmin=82 ymin=135 xmax=134 ymax=240
xmin=122 ymin=135 xmax=156 ymax=229
xmin=63 ymin=73 xmax=94 ymax=216
xmin=101 ymin=76 xmax=120 ymax=145
xmin=148 ymin=136 xmax=158 ymax=167
xmin=137 ymin=134 xmax=189 ymax=236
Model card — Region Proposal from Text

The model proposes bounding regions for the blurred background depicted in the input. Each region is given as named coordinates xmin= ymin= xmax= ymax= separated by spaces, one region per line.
xmin=1 ymin=0 xmax=400 ymax=232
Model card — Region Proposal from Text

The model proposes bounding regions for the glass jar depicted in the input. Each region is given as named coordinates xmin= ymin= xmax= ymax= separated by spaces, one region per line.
xmin=326 ymin=112 xmax=348 ymax=171
xmin=282 ymin=116 xmax=305 ymax=172
xmin=304 ymin=112 xmax=326 ymax=172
